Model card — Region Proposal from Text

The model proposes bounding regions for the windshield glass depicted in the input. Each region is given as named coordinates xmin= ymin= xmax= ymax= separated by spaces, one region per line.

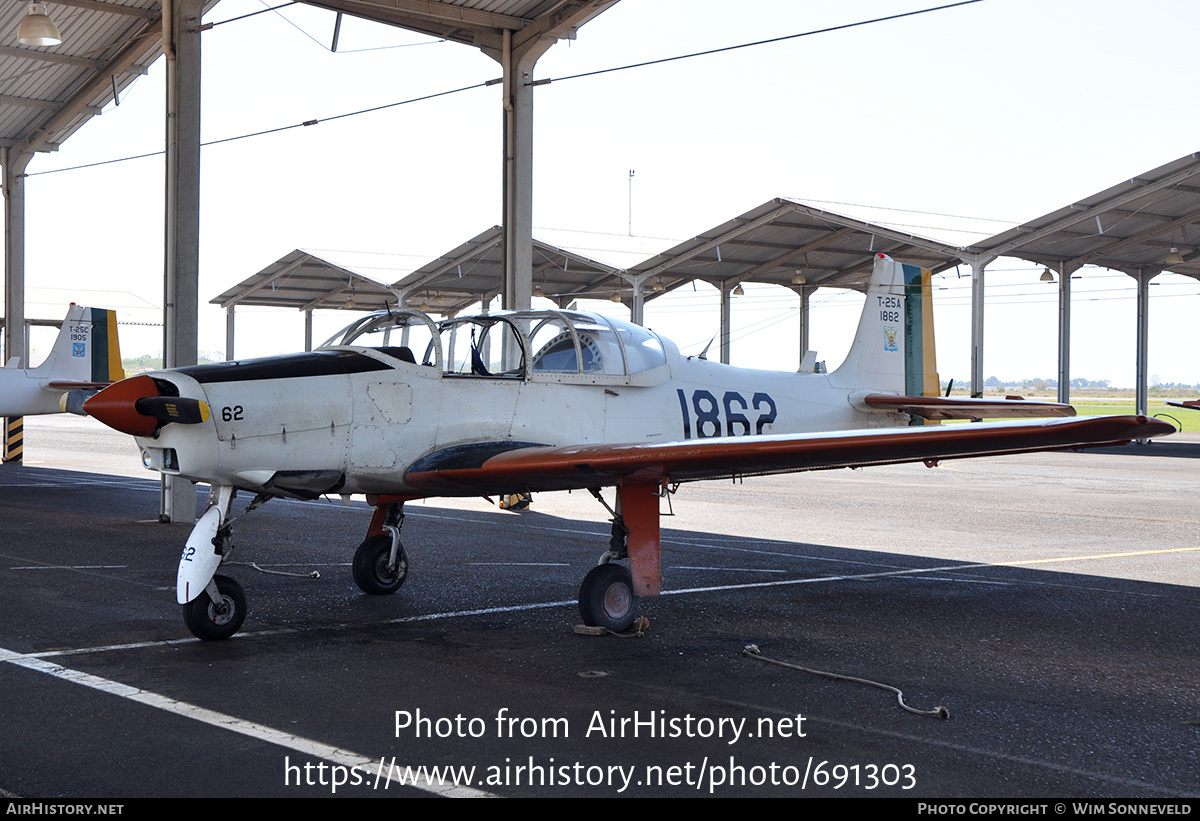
xmin=319 ymin=310 xmax=440 ymax=367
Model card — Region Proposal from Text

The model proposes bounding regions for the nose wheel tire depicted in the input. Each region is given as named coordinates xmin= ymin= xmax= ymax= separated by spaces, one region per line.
xmin=578 ymin=563 xmax=638 ymax=632
xmin=353 ymin=535 xmax=409 ymax=595
xmin=182 ymin=574 xmax=246 ymax=641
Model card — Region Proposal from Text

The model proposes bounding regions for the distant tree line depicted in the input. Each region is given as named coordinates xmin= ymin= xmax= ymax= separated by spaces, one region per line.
xmin=122 ymin=351 xmax=223 ymax=373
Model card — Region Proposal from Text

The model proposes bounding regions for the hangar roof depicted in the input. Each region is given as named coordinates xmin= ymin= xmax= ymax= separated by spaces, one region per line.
xmin=628 ymin=197 xmax=967 ymax=297
xmin=296 ymin=0 xmax=618 ymax=49
xmin=212 ymin=202 xmax=973 ymax=321
xmin=0 ymin=0 xmax=218 ymax=157
xmin=969 ymin=152 xmax=1200 ymax=280
xmin=214 ymin=229 xmax=627 ymax=316
xmin=391 ymin=225 xmax=625 ymax=314
xmin=209 ymin=248 xmax=397 ymax=312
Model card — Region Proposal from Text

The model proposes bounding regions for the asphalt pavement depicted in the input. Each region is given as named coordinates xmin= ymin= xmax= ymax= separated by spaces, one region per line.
xmin=1 ymin=415 xmax=1198 ymax=798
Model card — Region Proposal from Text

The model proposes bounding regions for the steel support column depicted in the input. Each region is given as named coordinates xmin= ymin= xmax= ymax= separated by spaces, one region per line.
xmin=304 ymin=309 xmax=313 ymax=352
xmin=2 ymin=148 xmax=31 ymax=463
xmin=161 ymin=0 xmax=203 ymax=523
xmin=719 ymin=284 xmax=731 ymax=364
xmin=2 ymin=148 xmax=31 ymax=369
xmin=630 ymin=276 xmax=644 ymax=326
xmin=967 ymin=256 xmax=994 ymax=397
xmin=500 ymin=29 xmax=536 ymax=313
xmin=1134 ymin=269 xmax=1155 ymax=417
xmin=794 ymin=285 xmax=810 ymax=368
xmin=224 ymin=305 xmax=235 ymax=361
xmin=1057 ymin=262 xmax=1071 ymax=405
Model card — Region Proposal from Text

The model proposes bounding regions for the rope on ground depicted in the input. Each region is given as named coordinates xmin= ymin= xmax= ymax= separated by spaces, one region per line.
xmin=742 ymin=644 xmax=949 ymax=720
xmin=226 ymin=561 xmax=320 ymax=580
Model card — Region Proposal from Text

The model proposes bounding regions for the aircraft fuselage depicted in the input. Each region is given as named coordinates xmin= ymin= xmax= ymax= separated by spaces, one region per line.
xmin=138 ymin=342 xmax=899 ymax=499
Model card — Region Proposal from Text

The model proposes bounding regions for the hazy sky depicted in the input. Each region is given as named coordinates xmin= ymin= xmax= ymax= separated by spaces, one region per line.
xmin=16 ymin=0 xmax=1200 ymax=387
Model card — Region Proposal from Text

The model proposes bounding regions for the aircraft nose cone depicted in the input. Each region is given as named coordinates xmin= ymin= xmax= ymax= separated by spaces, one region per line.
xmin=83 ymin=374 xmax=161 ymax=436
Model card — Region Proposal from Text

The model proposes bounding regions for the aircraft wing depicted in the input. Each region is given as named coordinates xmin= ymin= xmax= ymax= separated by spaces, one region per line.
xmin=858 ymin=393 xmax=1075 ymax=419
xmin=404 ymin=415 xmax=1173 ymax=495
xmin=1167 ymin=400 xmax=1200 ymax=411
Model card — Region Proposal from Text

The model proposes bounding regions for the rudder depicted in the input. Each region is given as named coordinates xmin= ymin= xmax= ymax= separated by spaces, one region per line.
xmin=32 ymin=305 xmax=124 ymax=385
xmin=832 ymin=254 xmax=940 ymax=399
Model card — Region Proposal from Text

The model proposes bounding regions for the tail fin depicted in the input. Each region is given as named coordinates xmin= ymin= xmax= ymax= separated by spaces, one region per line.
xmin=33 ymin=305 xmax=124 ymax=385
xmin=831 ymin=253 xmax=939 ymax=397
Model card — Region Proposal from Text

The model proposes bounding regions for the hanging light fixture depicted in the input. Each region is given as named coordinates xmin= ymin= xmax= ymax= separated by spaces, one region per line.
xmin=791 ymin=270 xmax=806 ymax=285
xmin=1165 ymin=247 xmax=1185 ymax=266
xmin=1039 ymin=268 xmax=1054 ymax=283
xmin=652 ymin=277 xmax=665 ymax=292
xmin=532 ymin=285 xmax=544 ymax=299
xmin=732 ymin=284 xmax=744 ymax=296
xmin=18 ymin=3 xmax=62 ymax=46
xmin=609 ymin=291 xmax=622 ymax=303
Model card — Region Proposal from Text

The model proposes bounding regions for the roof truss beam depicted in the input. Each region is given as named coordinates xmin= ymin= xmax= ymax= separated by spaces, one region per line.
xmin=728 ymin=227 xmax=855 ymax=286
xmin=220 ymin=258 xmax=307 ymax=308
xmin=299 ymin=0 xmax=532 ymax=44
xmin=639 ymin=204 xmax=801 ymax=279
xmin=981 ymin=160 xmax=1200 ymax=259
xmin=14 ymin=16 xmax=162 ymax=155
xmin=0 ymin=45 xmax=148 ymax=74
xmin=51 ymin=0 xmax=160 ymax=18
xmin=0 ymin=93 xmax=101 ymax=116
xmin=1066 ymin=206 xmax=1200 ymax=267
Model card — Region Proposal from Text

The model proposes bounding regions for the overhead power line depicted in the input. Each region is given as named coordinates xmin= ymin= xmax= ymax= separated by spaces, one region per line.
xmin=25 ymin=81 xmax=493 ymax=177
xmin=24 ymin=0 xmax=986 ymax=178
xmin=531 ymin=0 xmax=986 ymax=86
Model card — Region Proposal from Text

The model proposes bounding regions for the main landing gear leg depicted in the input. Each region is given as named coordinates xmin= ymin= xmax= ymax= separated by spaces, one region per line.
xmin=354 ymin=500 xmax=409 ymax=594
xmin=178 ymin=485 xmax=268 ymax=641
xmin=578 ymin=484 xmax=663 ymax=632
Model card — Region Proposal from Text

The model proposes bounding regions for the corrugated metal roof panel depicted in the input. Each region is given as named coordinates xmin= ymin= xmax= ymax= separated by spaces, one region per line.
xmin=0 ymin=0 xmax=212 ymax=155
xmin=972 ymin=153 xmax=1200 ymax=281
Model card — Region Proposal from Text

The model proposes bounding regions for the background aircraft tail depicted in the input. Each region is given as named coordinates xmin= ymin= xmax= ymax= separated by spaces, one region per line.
xmin=30 ymin=304 xmax=124 ymax=386
xmin=832 ymin=253 xmax=939 ymax=397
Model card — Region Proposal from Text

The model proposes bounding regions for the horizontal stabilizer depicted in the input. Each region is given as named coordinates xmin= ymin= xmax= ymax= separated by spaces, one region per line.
xmin=47 ymin=381 xmax=118 ymax=391
xmin=859 ymin=394 xmax=1076 ymax=420
xmin=59 ymin=389 xmax=98 ymax=416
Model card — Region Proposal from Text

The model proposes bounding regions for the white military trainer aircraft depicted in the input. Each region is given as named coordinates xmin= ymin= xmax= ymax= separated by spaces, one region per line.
xmin=0 ymin=304 xmax=123 ymax=419
xmin=83 ymin=255 xmax=1173 ymax=640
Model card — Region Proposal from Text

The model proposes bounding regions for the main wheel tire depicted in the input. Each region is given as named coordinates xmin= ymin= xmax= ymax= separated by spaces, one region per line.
xmin=182 ymin=574 xmax=246 ymax=641
xmin=353 ymin=534 xmax=408 ymax=595
xmin=578 ymin=563 xmax=638 ymax=632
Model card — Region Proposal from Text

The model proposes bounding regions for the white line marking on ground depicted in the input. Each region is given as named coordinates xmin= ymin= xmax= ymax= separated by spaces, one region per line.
xmin=0 ymin=646 xmax=496 ymax=798
xmin=11 ymin=565 xmax=127 ymax=570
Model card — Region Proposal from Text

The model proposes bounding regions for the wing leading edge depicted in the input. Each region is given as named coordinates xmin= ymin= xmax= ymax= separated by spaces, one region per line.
xmin=404 ymin=415 xmax=1174 ymax=495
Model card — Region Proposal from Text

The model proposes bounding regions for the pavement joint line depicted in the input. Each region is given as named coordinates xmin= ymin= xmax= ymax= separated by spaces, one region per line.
xmin=0 ymin=645 xmax=497 ymax=799
xmin=664 ymin=547 xmax=1200 ymax=596
xmin=17 ymin=547 xmax=1196 ymax=661
xmin=632 ymin=684 xmax=1188 ymax=797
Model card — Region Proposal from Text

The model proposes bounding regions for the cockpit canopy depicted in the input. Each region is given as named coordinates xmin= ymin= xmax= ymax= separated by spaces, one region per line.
xmin=321 ymin=308 xmax=671 ymax=384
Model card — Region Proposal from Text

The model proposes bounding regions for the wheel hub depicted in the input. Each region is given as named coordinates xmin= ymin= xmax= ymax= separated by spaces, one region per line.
xmin=208 ymin=595 xmax=234 ymax=625
xmin=603 ymin=581 xmax=631 ymax=619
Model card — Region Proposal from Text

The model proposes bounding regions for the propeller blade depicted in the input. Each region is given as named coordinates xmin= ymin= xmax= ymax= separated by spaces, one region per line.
xmin=134 ymin=396 xmax=211 ymax=425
